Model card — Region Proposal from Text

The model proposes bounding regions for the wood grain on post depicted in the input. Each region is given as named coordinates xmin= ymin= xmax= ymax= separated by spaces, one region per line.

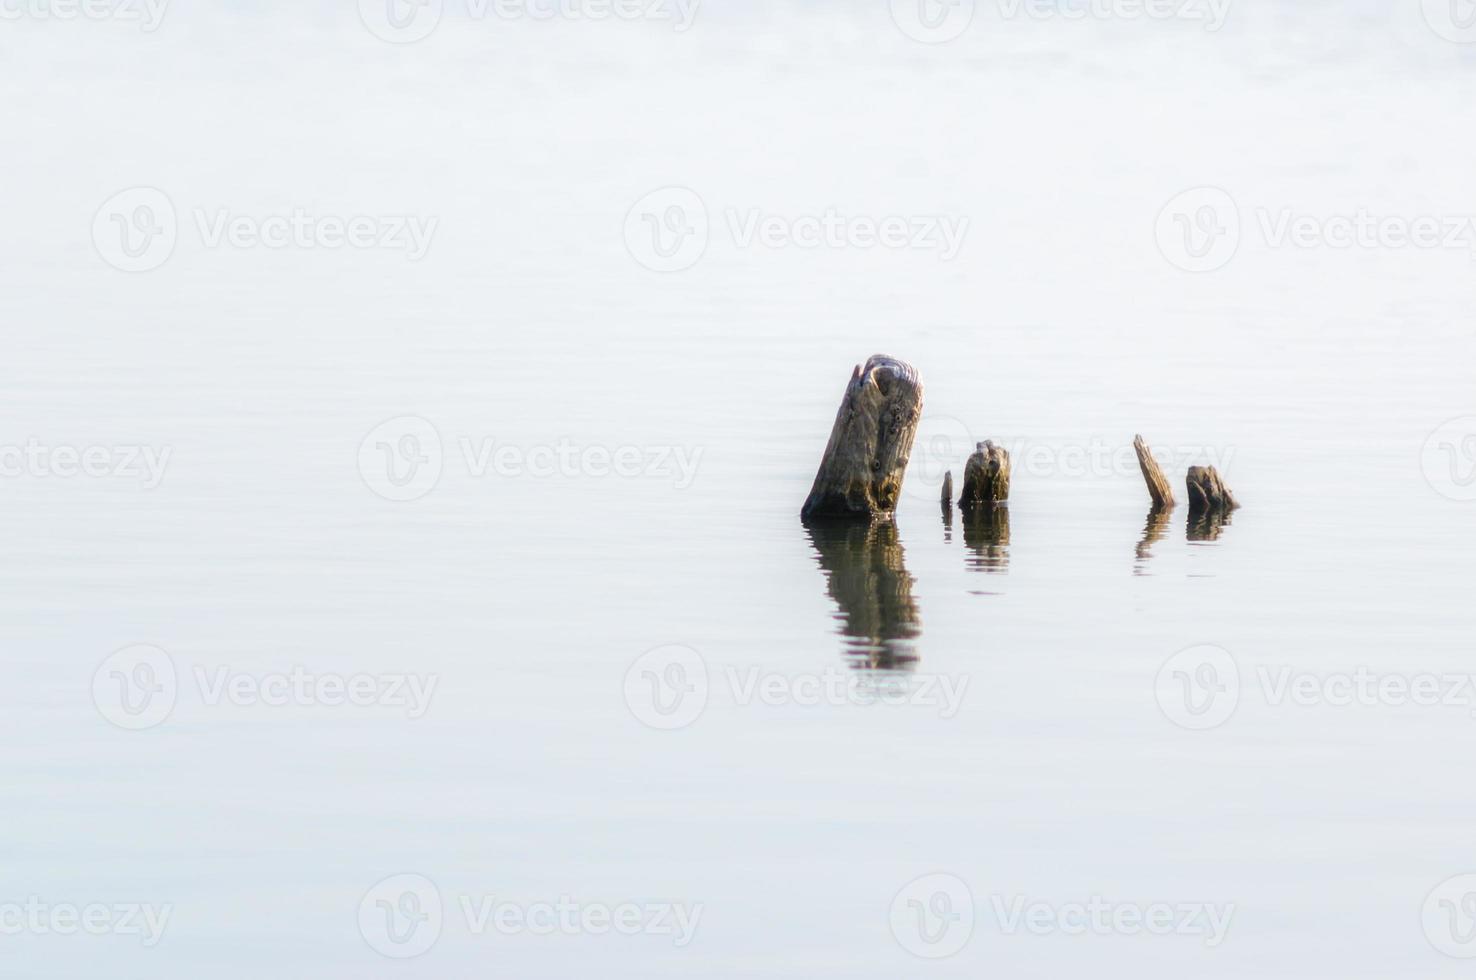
xmin=1186 ymin=466 xmax=1238 ymax=514
xmin=1133 ymin=434 xmax=1175 ymax=510
xmin=958 ymin=440 xmax=1010 ymax=507
xmin=802 ymin=355 xmax=923 ymax=521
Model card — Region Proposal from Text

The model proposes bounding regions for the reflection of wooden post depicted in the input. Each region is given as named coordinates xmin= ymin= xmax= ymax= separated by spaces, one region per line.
xmin=962 ymin=505 xmax=1010 ymax=572
xmin=1133 ymin=434 xmax=1175 ymax=509
xmin=804 ymin=520 xmax=921 ymax=670
xmin=802 ymin=355 xmax=923 ymax=521
xmin=1135 ymin=506 xmax=1173 ymax=572
xmin=940 ymin=471 xmax=954 ymax=541
xmin=1188 ymin=507 xmax=1234 ymax=542
xmin=958 ymin=441 xmax=1010 ymax=506
xmin=1187 ymin=466 xmax=1238 ymax=514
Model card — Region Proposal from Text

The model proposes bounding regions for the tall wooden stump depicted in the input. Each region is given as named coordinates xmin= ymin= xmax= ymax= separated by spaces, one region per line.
xmin=957 ymin=440 xmax=1010 ymax=506
xmin=1186 ymin=466 xmax=1238 ymax=514
xmin=802 ymin=355 xmax=923 ymax=521
xmin=1133 ymin=434 xmax=1175 ymax=510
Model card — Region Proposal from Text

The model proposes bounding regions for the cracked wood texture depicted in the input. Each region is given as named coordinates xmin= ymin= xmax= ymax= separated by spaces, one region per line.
xmin=1187 ymin=465 xmax=1238 ymax=514
xmin=801 ymin=355 xmax=923 ymax=521
xmin=958 ymin=440 xmax=1011 ymax=506
xmin=1133 ymin=434 xmax=1175 ymax=510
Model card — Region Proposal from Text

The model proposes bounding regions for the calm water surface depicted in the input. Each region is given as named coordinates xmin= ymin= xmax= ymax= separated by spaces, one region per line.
xmin=3 ymin=3 xmax=1476 ymax=976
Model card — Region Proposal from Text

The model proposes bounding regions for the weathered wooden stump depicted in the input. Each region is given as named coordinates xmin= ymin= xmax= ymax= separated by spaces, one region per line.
xmin=957 ymin=440 xmax=1010 ymax=506
xmin=1186 ymin=465 xmax=1238 ymax=514
xmin=1133 ymin=434 xmax=1175 ymax=510
xmin=801 ymin=355 xmax=923 ymax=521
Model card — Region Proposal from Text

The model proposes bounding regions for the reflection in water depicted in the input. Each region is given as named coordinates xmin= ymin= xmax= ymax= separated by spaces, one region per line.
xmin=961 ymin=504 xmax=1010 ymax=573
xmin=803 ymin=520 xmax=921 ymax=670
xmin=1135 ymin=505 xmax=1173 ymax=574
xmin=1188 ymin=506 xmax=1234 ymax=543
xmin=941 ymin=499 xmax=953 ymax=543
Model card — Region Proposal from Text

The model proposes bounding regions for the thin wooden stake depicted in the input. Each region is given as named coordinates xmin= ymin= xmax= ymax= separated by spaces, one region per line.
xmin=1133 ymin=434 xmax=1176 ymax=510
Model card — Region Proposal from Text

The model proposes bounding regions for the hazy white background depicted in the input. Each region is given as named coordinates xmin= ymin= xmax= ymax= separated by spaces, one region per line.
xmin=3 ymin=0 xmax=1476 ymax=976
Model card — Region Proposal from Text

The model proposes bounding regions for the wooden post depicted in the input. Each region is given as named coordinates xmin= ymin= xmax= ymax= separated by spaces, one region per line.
xmin=940 ymin=471 xmax=953 ymax=509
xmin=1133 ymin=434 xmax=1175 ymax=510
xmin=802 ymin=355 xmax=923 ymax=521
xmin=958 ymin=440 xmax=1010 ymax=506
xmin=1186 ymin=465 xmax=1238 ymax=514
